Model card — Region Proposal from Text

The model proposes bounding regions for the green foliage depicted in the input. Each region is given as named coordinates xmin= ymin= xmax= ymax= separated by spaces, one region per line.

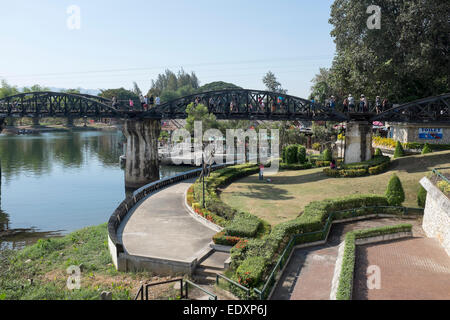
xmin=326 ymin=0 xmax=449 ymax=103
xmin=224 ymin=212 xmax=262 ymax=238
xmin=147 ymin=69 xmax=199 ymax=100
xmin=236 ymin=257 xmax=266 ymax=287
xmin=99 ymin=88 xmax=138 ymax=101
xmin=213 ymin=231 xmax=241 ymax=246
xmin=385 ymin=174 xmax=405 ymax=206
xmin=374 ymin=148 xmax=383 ymax=156
xmin=336 ymin=224 xmax=412 ymax=300
xmin=312 ymin=143 xmax=321 ymax=151
xmin=185 ymin=103 xmax=220 ymax=134
xmin=417 ymin=186 xmax=427 ymax=208
xmin=393 ymin=141 xmax=405 ymax=159
xmin=297 ymin=145 xmax=307 ymax=164
xmin=280 ymin=163 xmax=313 ymax=171
xmin=285 ymin=145 xmax=299 ymax=164
xmin=198 ymin=81 xmax=242 ymax=92
xmin=321 ymin=149 xmax=332 ymax=162
xmin=325 ymin=155 xmax=391 ymax=177
xmin=421 ymin=143 xmax=433 ymax=155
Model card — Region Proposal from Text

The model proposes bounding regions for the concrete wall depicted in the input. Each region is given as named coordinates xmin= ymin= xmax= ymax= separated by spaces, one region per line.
xmin=388 ymin=122 xmax=450 ymax=144
xmin=420 ymin=177 xmax=450 ymax=256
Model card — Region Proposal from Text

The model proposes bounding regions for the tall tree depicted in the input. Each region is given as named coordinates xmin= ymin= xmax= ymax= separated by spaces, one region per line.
xmin=262 ymin=71 xmax=287 ymax=93
xmin=326 ymin=0 xmax=449 ymax=102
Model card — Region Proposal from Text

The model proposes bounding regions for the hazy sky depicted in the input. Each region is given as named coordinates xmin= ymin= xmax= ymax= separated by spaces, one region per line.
xmin=0 ymin=0 xmax=336 ymax=97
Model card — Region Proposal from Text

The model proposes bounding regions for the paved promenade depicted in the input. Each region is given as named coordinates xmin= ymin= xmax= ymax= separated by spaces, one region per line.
xmin=118 ymin=179 xmax=216 ymax=262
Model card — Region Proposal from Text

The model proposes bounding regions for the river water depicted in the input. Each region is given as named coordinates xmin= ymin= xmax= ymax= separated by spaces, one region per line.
xmin=0 ymin=130 xmax=190 ymax=250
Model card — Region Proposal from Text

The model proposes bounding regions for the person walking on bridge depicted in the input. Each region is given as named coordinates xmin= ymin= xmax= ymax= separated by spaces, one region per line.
xmin=348 ymin=94 xmax=355 ymax=112
xmin=149 ymin=95 xmax=154 ymax=108
xmin=375 ymin=96 xmax=382 ymax=114
xmin=330 ymin=96 xmax=336 ymax=111
xmin=359 ymin=94 xmax=367 ymax=113
xmin=129 ymin=98 xmax=134 ymax=110
xmin=155 ymin=96 xmax=161 ymax=106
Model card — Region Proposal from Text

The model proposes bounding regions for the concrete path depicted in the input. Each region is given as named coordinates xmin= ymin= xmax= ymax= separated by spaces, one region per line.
xmin=271 ymin=217 xmax=424 ymax=300
xmin=118 ymin=179 xmax=216 ymax=262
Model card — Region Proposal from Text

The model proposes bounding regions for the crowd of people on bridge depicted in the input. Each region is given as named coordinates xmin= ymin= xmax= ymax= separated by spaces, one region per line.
xmin=111 ymin=95 xmax=161 ymax=111
xmin=323 ymin=94 xmax=390 ymax=114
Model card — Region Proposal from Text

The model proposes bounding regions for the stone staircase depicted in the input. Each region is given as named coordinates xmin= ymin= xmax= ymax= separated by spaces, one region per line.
xmin=193 ymin=251 xmax=230 ymax=284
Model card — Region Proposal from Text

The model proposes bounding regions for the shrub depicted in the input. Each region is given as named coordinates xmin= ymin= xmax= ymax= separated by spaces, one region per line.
xmin=417 ymin=186 xmax=427 ymax=208
xmin=385 ymin=174 xmax=405 ymax=206
xmin=374 ymin=148 xmax=383 ymax=156
xmin=322 ymin=149 xmax=332 ymax=162
xmin=393 ymin=141 xmax=405 ymax=158
xmin=297 ymin=145 xmax=307 ymax=164
xmin=437 ymin=180 xmax=450 ymax=194
xmin=315 ymin=160 xmax=331 ymax=167
xmin=421 ymin=143 xmax=433 ymax=155
xmin=236 ymin=256 xmax=266 ymax=287
xmin=224 ymin=212 xmax=262 ymax=238
xmin=213 ymin=231 xmax=241 ymax=246
xmin=312 ymin=143 xmax=321 ymax=151
xmin=280 ymin=162 xmax=313 ymax=171
xmin=285 ymin=145 xmax=299 ymax=164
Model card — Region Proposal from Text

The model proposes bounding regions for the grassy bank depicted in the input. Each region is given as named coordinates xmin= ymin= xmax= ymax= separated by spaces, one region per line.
xmin=0 ymin=223 xmax=176 ymax=300
xmin=221 ymin=151 xmax=450 ymax=225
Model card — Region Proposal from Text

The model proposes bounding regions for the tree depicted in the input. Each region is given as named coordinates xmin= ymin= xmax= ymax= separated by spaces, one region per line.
xmin=262 ymin=71 xmax=287 ymax=94
xmin=99 ymin=88 xmax=138 ymax=101
xmin=385 ymin=174 xmax=405 ymax=206
xmin=417 ymin=185 xmax=427 ymax=208
xmin=297 ymin=145 xmax=307 ymax=164
xmin=198 ymin=81 xmax=242 ymax=92
xmin=132 ymin=82 xmax=142 ymax=96
xmin=393 ymin=141 xmax=405 ymax=158
xmin=147 ymin=69 xmax=200 ymax=102
xmin=285 ymin=145 xmax=299 ymax=164
xmin=185 ymin=103 xmax=220 ymax=135
xmin=0 ymin=80 xmax=19 ymax=98
xmin=324 ymin=0 xmax=449 ymax=103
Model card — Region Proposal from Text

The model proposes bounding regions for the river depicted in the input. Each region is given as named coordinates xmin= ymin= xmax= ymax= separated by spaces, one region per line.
xmin=0 ymin=130 xmax=190 ymax=250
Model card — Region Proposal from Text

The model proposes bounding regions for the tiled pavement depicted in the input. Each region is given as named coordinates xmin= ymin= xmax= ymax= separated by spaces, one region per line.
xmin=353 ymin=237 xmax=450 ymax=300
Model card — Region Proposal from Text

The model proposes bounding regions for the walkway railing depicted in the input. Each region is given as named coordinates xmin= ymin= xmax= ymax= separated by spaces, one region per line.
xmin=134 ymin=278 xmax=217 ymax=300
xmin=216 ymin=274 xmax=250 ymax=300
xmin=253 ymin=206 xmax=423 ymax=300
xmin=433 ymin=168 xmax=450 ymax=184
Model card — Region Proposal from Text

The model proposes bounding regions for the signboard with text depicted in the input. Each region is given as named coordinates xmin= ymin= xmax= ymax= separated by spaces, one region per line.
xmin=419 ymin=128 xmax=443 ymax=140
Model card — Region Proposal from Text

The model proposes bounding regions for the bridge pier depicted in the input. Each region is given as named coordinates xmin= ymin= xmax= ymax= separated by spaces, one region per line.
xmin=344 ymin=121 xmax=373 ymax=163
xmin=66 ymin=117 xmax=74 ymax=128
xmin=0 ymin=117 xmax=5 ymax=133
xmin=123 ymin=119 xmax=161 ymax=190
xmin=32 ymin=116 xmax=40 ymax=127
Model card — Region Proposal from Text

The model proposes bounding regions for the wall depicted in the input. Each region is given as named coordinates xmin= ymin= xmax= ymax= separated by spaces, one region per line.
xmin=388 ymin=123 xmax=450 ymax=144
xmin=420 ymin=177 xmax=450 ymax=256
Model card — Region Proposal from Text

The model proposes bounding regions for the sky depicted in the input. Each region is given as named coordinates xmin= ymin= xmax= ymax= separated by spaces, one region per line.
xmin=0 ymin=0 xmax=336 ymax=98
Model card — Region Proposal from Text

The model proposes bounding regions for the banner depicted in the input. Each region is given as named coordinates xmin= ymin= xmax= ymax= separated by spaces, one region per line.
xmin=419 ymin=128 xmax=443 ymax=140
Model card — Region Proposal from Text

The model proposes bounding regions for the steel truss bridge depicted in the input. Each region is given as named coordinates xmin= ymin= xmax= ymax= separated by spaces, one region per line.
xmin=0 ymin=90 xmax=449 ymax=124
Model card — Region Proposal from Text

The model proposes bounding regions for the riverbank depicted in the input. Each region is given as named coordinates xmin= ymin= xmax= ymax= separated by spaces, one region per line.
xmin=0 ymin=223 xmax=180 ymax=300
xmin=1 ymin=123 xmax=121 ymax=135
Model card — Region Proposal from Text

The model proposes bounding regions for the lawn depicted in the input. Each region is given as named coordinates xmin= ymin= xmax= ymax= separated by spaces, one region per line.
xmin=220 ymin=151 xmax=450 ymax=226
xmin=0 ymin=223 xmax=178 ymax=300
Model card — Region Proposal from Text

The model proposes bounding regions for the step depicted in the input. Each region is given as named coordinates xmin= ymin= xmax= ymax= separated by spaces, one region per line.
xmin=195 ymin=266 xmax=224 ymax=277
xmin=199 ymin=251 xmax=230 ymax=269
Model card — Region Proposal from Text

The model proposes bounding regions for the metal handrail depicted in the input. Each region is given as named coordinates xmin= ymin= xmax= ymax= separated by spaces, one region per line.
xmin=216 ymin=274 xmax=250 ymax=300
xmin=134 ymin=278 xmax=184 ymax=301
xmin=433 ymin=168 xmax=450 ymax=184
xmin=184 ymin=279 xmax=217 ymax=300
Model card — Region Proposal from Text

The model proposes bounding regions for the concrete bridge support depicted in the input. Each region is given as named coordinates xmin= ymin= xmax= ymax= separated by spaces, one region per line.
xmin=0 ymin=118 xmax=5 ymax=133
xmin=123 ymin=119 xmax=161 ymax=190
xmin=344 ymin=121 xmax=373 ymax=163
xmin=66 ymin=117 xmax=74 ymax=127
xmin=32 ymin=116 xmax=40 ymax=127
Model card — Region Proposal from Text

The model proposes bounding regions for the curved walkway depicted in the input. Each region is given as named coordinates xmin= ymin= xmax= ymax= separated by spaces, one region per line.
xmin=117 ymin=179 xmax=216 ymax=262
xmin=271 ymin=217 xmax=426 ymax=300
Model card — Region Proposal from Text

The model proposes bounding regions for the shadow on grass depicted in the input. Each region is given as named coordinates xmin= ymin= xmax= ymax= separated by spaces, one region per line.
xmin=391 ymin=152 xmax=450 ymax=174
xmin=234 ymin=184 xmax=294 ymax=201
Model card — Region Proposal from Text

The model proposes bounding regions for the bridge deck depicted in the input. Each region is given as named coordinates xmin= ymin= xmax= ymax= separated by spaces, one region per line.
xmin=117 ymin=179 xmax=216 ymax=262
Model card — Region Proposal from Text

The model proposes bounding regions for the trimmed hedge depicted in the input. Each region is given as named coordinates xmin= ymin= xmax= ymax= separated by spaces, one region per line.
xmin=422 ymin=143 xmax=433 ymax=155
xmin=336 ymin=224 xmax=412 ymax=300
xmin=232 ymin=194 xmax=402 ymax=288
xmin=236 ymin=256 xmax=266 ymax=287
xmin=385 ymin=174 xmax=405 ymax=206
xmin=280 ymin=162 xmax=313 ymax=171
xmin=394 ymin=141 xmax=405 ymax=158
xmin=213 ymin=231 xmax=242 ymax=246
xmin=417 ymin=186 xmax=427 ymax=208
xmin=324 ymin=156 xmax=390 ymax=177
xmin=224 ymin=212 xmax=262 ymax=238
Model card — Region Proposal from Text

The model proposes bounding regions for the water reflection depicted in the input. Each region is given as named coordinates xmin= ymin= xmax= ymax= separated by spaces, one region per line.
xmin=0 ymin=130 xmax=190 ymax=250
